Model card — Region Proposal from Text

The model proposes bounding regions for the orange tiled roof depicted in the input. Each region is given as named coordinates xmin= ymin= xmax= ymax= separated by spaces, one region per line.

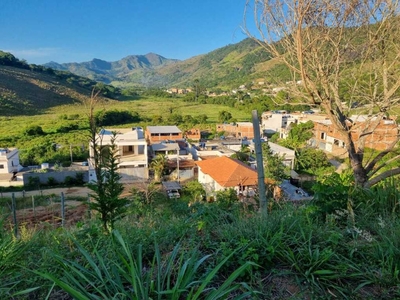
xmin=196 ymin=156 xmax=259 ymax=187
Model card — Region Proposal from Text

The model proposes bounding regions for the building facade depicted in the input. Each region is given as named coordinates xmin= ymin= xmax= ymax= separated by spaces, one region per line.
xmin=145 ymin=126 xmax=183 ymax=144
xmin=89 ymin=128 xmax=148 ymax=182
xmin=216 ymin=122 xmax=256 ymax=139
xmin=0 ymin=148 xmax=22 ymax=174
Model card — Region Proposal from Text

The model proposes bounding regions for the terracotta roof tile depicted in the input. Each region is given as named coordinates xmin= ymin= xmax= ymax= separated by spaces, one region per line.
xmin=196 ymin=156 xmax=259 ymax=187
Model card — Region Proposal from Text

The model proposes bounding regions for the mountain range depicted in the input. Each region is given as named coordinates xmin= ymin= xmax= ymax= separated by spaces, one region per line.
xmin=0 ymin=38 xmax=289 ymax=116
xmin=44 ymin=39 xmax=289 ymax=89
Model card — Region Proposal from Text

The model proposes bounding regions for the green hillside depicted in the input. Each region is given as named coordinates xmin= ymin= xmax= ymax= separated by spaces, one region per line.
xmin=0 ymin=51 xmax=120 ymax=116
xmin=45 ymin=53 xmax=180 ymax=86
xmin=43 ymin=39 xmax=291 ymax=89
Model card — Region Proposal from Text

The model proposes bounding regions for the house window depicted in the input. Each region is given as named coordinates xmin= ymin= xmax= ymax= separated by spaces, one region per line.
xmin=334 ymin=139 xmax=339 ymax=146
xmin=0 ymin=164 xmax=4 ymax=169
xmin=128 ymin=146 xmax=133 ymax=152
xmin=320 ymin=132 xmax=326 ymax=140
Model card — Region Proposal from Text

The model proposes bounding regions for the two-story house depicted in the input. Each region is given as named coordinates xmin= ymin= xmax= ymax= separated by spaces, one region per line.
xmin=216 ymin=122 xmax=256 ymax=139
xmin=88 ymin=127 xmax=148 ymax=182
xmin=310 ymin=116 xmax=399 ymax=155
xmin=145 ymin=126 xmax=183 ymax=144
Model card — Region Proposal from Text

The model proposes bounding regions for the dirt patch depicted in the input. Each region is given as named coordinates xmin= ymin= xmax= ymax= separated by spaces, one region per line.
xmin=8 ymin=200 xmax=88 ymax=230
xmin=4 ymin=186 xmax=134 ymax=231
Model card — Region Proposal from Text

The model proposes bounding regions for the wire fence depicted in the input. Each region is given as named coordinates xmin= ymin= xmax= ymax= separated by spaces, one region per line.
xmin=0 ymin=192 xmax=90 ymax=237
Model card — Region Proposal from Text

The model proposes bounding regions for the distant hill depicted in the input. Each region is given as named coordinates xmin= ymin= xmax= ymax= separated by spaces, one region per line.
xmin=45 ymin=53 xmax=180 ymax=85
xmin=44 ymin=39 xmax=290 ymax=89
xmin=0 ymin=51 xmax=119 ymax=116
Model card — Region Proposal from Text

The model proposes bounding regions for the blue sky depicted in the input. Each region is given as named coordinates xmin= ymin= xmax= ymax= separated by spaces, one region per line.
xmin=0 ymin=0 xmax=254 ymax=64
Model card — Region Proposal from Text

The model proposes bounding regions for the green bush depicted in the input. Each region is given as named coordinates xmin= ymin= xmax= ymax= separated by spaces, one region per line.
xmin=24 ymin=125 xmax=45 ymax=136
xmin=27 ymin=176 xmax=40 ymax=188
xmin=75 ymin=172 xmax=85 ymax=185
xmin=47 ymin=177 xmax=57 ymax=186
xmin=64 ymin=176 xmax=75 ymax=186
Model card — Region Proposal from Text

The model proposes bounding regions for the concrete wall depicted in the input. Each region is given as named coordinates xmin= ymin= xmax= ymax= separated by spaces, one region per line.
xmin=118 ymin=167 xmax=148 ymax=182
xmin=22 ymin=170 xmax=89 ymax=186
xmin=0 ymin=179 xmax=24 ymax=187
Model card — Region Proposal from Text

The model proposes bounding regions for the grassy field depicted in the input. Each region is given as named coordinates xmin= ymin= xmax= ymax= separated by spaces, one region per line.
xmin=0 ymin=95 xmax=251 ymax=165
xmin=0 ymin=96 xmax=250 ymax=138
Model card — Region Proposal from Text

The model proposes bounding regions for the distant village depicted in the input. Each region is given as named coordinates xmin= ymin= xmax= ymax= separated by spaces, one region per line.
xmin=1 ymin=105 xmax=398 ymax=201
xmin=165 ymin=78 xmax=303 ymax=97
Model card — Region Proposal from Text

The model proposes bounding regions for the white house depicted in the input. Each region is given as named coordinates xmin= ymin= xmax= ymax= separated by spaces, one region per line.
xmin=0 ymin=148 xmax=23 ymax=174
xmin=88 ymin=127 xmax=148 ymax=182
xmin=249 ymin=141 xmax=296 ymax=170
xmin=195 ymin=156 xmax=270 ymax=198
xmin=261 ymin=112 xmax=298 ymax=135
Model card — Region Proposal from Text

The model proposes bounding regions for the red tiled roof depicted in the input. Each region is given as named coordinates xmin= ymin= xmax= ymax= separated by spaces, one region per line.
xmin=196 ymin=156 xmax=260 ymax=187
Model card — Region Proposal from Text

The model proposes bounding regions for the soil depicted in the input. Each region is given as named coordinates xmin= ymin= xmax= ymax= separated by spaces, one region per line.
xmin=4 ymin=185 xmax=136 ymax=230
xmin=4 ymin=187 xmax=92 ymax=230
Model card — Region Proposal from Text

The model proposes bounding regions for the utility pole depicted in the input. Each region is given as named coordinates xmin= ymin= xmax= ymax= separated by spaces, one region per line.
xmin=252 ymin=110 xmax=267 ymax=213
xmin=176 ymin=145 xmax=180 ymax=182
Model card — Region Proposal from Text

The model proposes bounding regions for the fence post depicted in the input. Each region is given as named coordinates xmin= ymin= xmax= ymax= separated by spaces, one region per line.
xmin=32 ymin=195 xmax=36 ymax=220
xmin=11 ymin=193 xmax=18 ymax=238
xmin=61 ymin=192 xmax=65 ymax=227
xmin=87 ymin=193 xmax=91 ymax=219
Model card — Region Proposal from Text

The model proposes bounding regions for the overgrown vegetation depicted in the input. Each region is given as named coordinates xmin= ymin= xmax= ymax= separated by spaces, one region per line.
xmin=1 ymin=177 xmax=400 ymax=299
xmin=0 ymin=51 xmax=120 ymax=101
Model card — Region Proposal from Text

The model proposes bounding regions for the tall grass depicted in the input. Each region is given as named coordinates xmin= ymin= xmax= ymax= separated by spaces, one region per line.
xmin=1 ymin=185 xmax=400 ymax=299
xmin=37 ymin=230 xmax=257 ymax=299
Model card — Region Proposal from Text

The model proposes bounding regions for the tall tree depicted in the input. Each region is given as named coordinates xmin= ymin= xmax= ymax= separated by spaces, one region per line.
xmin=88 ymin=132 xmax=128 ymax=232
xmin=245 ymin=0 xmax=400 ymax=187
xmin=193 ymin=79 xmax=204 ymax=102
xmin=86 ymin=87 xmax=127 ymax=232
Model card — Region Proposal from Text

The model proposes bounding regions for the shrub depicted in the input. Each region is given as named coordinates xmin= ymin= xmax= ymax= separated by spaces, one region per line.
xmin=75 ymin=172 xmax=85 ymax=185
xmin=23 ymin=125 xmax=44 ymax=136
xmin=27 ymin=176 xmax=40 ymax=189
xmin=64 ymin=176 xmax=75 ymax=186
xmin=47 ymin=177 xmax=57 ymax=186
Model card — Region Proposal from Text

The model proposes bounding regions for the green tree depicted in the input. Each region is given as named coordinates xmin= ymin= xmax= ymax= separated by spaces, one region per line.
xmin=296 ymin=148 xmax=333 ymax=176
xmin=184 ymin=180 xmax=206 ymax=201
xmin=193 ymin=79 xmax=205 ymax=101
xmin=218 ymin=110 xmax=232 ymax=123
xmin=88 ymin=132 xmax=128 ymax=232
xmin=195 ymin=114 xmax=208 ymax=124
xmin=24 ymin=125 xmax=45 ymax=136
xmin=231 ymin=145 xmax=251 ymax=163
xmin=167 ymin=113 xmax=183 ymax=125
xmin=262 ymin=143 xmax=288 ymax=182
xmin=281 ymin=121 xmax=314 ymax=150
xmin=150 ymin=154 xmax=168 ymax=182
xmin=152 ymin=115 xmax=163 ymax=124
xmin=86 ymin=87 xmax=128 ymax=232
xmin=246 ymin=0 xmax=400 ymax=187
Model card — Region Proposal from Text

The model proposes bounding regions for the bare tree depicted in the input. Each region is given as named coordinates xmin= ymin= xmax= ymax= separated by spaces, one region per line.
xmin=245 ymin=0 xmax=400 ymax=187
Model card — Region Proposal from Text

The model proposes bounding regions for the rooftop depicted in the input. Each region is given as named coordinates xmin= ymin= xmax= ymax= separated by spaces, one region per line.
xmin=147 ymin=126 xmax=182 ymax=134
xmin=196 ymin=156 xmax=273 ymax=187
